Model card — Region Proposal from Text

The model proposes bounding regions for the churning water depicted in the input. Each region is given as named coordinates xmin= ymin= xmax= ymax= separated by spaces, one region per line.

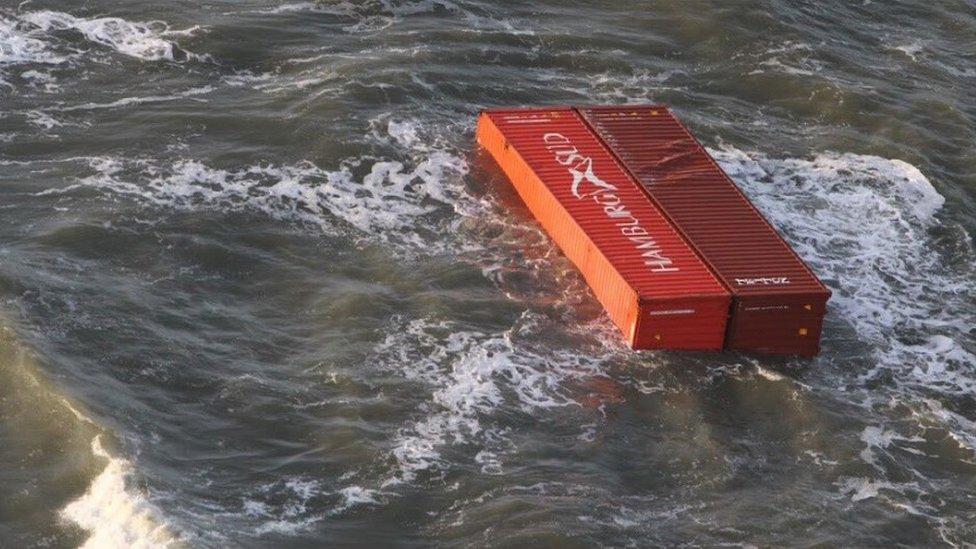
xmin=1 ymin=1 xmax=975 ymax=547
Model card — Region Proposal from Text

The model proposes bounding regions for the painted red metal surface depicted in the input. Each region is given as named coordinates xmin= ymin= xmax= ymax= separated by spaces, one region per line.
xmin=477 ymin=108 xmax=731 ymax=350
xmin=578 ymin=105 xmax=831 ymax=356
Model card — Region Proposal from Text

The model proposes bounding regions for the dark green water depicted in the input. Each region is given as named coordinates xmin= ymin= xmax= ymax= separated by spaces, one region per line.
xmin=1 ymin=1 xmax=975 ymax=547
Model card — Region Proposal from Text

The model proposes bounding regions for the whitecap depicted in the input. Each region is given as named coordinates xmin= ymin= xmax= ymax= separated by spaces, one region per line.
xmin=20 ymin=68 xmax=61 ymax=91
xmin=25 ymin=109 xmax=63 ymax=130
xmin=0 ymin=15 xmax=68 ymax=66
xmin=839 ymin=477 xmax=884 ymax=502
xmin=236 ymin=477 xmax=326 ymax=536
xmin=331 ymin=486 xmax=381 ymax=514
xmin=890 ymin=41 xmax=925 ymax=62
xmin=61 ymin=436 xmax=184 ymax=548
xmin=255 ymin=2 xmax=357 ymax=16
xmin=19 ymin=10 xmax=203 ymax=62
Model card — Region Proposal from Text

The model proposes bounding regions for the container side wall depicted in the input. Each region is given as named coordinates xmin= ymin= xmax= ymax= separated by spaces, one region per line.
xmin=727 ymin=294 xmax=829 ymax=356
xmin=578 ymin=105 xmax=831 ymax=356
xmin=477 ymin=113 xmax=641 ymax=344
xmin=477 ymin=109 xmax=731 ymax=351
xmin=636 ymin=296 xmax=731 ymax=350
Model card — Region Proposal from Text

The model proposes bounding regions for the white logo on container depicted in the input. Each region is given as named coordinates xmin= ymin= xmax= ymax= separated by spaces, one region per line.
xmin=542 ymin=132 xmax=678 ymax=273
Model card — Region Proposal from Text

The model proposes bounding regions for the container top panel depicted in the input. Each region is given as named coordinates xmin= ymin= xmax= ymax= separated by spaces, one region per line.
xmin=482 ymin=107 xmax=727 ymax=300
xmin=578 ymin=105 xmax=829 ymax=297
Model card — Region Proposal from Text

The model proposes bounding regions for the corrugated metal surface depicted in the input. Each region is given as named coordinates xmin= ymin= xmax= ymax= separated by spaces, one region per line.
xmin=578 ymin=105 xmax=831 ymax=356
xmin=477 ymin=108 xmax=731 ymax=351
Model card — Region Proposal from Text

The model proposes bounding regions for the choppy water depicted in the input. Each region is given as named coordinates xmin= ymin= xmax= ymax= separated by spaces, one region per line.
xmin=1 ymin=1 xmax=975 ymax=547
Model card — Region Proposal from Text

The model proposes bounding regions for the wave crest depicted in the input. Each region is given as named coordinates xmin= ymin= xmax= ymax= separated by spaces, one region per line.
xmin=19 ymin=10 xmax=202 ymax=62
xmin=61 ymin=436 xmax=184 ymax=549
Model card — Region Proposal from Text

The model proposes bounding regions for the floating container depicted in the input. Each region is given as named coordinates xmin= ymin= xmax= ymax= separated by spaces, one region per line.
xmin=477 ymin=108 xmax=731 ymax=350
xmin=578 ymin=105 xmax=831 ymax=356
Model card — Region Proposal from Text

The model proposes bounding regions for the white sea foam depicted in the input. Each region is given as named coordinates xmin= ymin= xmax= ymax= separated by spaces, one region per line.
xmin=46 ymin=125 xmax=467 ymax=247
xmin=61 ymin=436 xmax=183 ymax=548
xmin=743 ymin=40 xmax=824 ymax=77
xmin=20 ymin=68 xmax=61 ymax=91
xmin=555 ymin=68 xmax=686 ymax=102
xmin=56 ymin=85 xmax=214 ymax=111
xmin=19 ymin=11 xmax=203 ymax=62
xmin=0 ymin=10 xmax=202 ymax=91
xmin=0 ymin=15 xmax=68 ymax=66
xmin=256 ymin=2 xmax=357 ymax=16
xmin=254 ymin=0 xmax=393 ymax=32
xmin=237 ymin=478 xmax=381 ymax=535
xmin=912 ymin=399 xmax=976 ymax=456
xmin=890 ymin=41 xmax=925 ymax=62
xmin=0 ymin=14 xmax=65 ymax=88
xmin=334 ymin=486 xmax=380 ymax=512
xmin=25 ymin=109 xmax=63 ymax=130
xmin=386 ymin=119 xmax=422 ymax=148
xmin=223 ymin=67 xmax=334 ymax=95
xmin=711 ymin=147 xmax=973 ymax=396
xmin=240 ymin=477 xmax=382 ymax=534
xmin=750 ymin=58 xmax=817 ymax=76
xmin=839 ymin=477 xmax=885 ymax=502
xmin=343 ymin=14 xmax=394 ymax=33
xmin=710 ymin=146 xmax=976 ymax=510
xmin=858 ymin=425 xmax=925 ymax=469
xmin=241 ymin=477 xmax=324 ymax=535
xmin=374 ymin=313 xmax=607 ymax=483
xmin=257 ymin=0 xmax=527 ymax=35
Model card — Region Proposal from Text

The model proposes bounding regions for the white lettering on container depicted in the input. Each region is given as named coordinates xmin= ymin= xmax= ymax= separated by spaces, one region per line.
xmin=735 ymin=277 xmax=791 ymax=286
xmin=543 ymin=132 xmax=678 ymax=273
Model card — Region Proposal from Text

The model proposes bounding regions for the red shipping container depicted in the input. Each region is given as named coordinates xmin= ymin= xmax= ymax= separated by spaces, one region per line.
xmin=578 ymin=105 xmax=831 ymax=356
xmin=477 ymin=108 xmax=731 ymax=351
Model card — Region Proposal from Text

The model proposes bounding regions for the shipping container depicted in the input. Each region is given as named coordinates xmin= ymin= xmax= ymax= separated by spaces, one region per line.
xmin=477 ymin=108 xmax=731 ymax=350
xmin=578 ymin=105 xmax=831 ymax=356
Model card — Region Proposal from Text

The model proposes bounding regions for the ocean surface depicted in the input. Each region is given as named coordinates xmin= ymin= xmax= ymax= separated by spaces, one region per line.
xmin=1 ymin=1 xmax=975 ymax=547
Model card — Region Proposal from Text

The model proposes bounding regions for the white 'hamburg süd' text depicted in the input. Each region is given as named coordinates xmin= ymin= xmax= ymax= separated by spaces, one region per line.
xmin=544 ymin=132 xmax=678 ymax=273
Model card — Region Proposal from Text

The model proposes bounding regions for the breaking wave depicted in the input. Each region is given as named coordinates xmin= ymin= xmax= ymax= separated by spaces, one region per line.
xmin=0 ymin=14 xmax=68 ymax=67
xmin=235 ymin=476 xmax=382 ymax=537
xmin=61 ymin=437 xmax=185 ymax=549
xmin=18 ymin=10 xmax=203 ymax=62
xmin=0 ymin=323 xmax=182 ymax=548
xmin=0 ymin=9 xmax=204 ymax=91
